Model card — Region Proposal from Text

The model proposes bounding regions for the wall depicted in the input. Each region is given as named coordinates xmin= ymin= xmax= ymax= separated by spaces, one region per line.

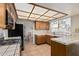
xmin=71 ymin=14 xmax=79 ymax=33
xmin=16 ymin=19 xmax=49 ymax=45
xmin=16 ymin=19 xmax=34 ymax=43
xmin=0 ymin=28 xmax=8 ymax=39
xmin=0 ymin=28 xmax=3 ymax=38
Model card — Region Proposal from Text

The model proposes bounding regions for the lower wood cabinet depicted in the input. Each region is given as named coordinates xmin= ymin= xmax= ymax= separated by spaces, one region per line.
xmin=35 ymin=35 xmax=46 ymax=45
xmin=35 ymin=35 xmax=51 ymax=45
xmin=46 ymin=35 xmax=51 ymax=45
xmin=35 ymin=35 xmax=59 ymax=45
xmin=51 ymin=40 xmax=68 ymax=56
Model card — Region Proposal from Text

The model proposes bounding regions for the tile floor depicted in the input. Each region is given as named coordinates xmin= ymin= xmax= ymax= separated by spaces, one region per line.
xmin=22 ymin=40 xmax=51 ymax=56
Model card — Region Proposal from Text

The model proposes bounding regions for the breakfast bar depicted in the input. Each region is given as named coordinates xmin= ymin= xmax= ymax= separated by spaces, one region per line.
xmin=51 ymin=35 xmax=79 ymax=56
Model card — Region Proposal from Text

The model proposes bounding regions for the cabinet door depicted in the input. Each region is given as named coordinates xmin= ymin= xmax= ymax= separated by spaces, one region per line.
xmin=35 ymin=35 xmax=46 ymax=44
xmin=0 ymin=4 xmax=6 ymax=28
xmin=7 ymin=3 xmax=17 ymax=29
xmin=46 ymin=23 xmax=49 ymax=29
xmin=7 ymin=3 xmax=17 ymax=21
xmin=35 ymin=21 xmax=49 ymax=30
xmin=44 ymin=22 xmax=49 ymax=30
xmin=43 ymin=23 xmax=46 ymax=29
xmin=46 ymin=35 xmax=51 ymax=44
xmin=0 ymin=3 xmax=17 ymax=29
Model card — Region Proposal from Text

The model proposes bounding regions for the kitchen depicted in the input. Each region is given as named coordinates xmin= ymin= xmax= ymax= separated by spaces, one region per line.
xmin=0 ymin=3 xmax=79 ymax=56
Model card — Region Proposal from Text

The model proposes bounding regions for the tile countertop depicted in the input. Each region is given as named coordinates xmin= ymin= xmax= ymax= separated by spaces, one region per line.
xmin=51 ymin=35 xmax=79 ymax=45
xmin=4 ymin=36 xmax=21 ymax=40
xmin=0 ymin=37 xmax=21 ymax=56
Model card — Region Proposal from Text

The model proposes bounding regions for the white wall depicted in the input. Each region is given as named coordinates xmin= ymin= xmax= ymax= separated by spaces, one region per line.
xmin=0 ymin=28 xmax=3 ymax=38
xmin=71 ymin=14 xmax=79 ymax=33
xmin=16 ymin=19 xmax=34 ymax=43
xmin=16 ymin=19 xmax=49 ymax=44
xmin=0 ymin=28 xmax=8 ymax=39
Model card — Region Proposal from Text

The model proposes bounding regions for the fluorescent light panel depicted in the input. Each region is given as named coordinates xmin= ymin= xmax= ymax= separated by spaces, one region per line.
xmin=29 ymin=17 xmax=37 ymax=21
xmin=30 ymin=14 xmax=40 ymax=18
xmin=46 ymin=17 xmax=56 ymax=21
xmin=18 ymin=16 xmax=28 ymax=19
xmin=53 ymin=13 xmax=65 ymax=18
xmin=15 ymin=3 xmax=33 ymax=12
xmin=32 ymin=6 xmax=48 ymax=15
xmin=15 ymin=3 xmax=67 ymax=21
xmin=44 ymin=10 xmax=58 ymax=17
xmin=17 ymin=11 xmax=30 ymax=17
xmin=39 ymin=16 xmax=50 ymax=19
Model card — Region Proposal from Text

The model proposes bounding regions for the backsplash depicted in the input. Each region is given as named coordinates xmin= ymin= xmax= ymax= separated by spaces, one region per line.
xmin=0 ymin=28 xmax=9 ymax=39
xmin=33 ymin=30 xmax=48 ymax=35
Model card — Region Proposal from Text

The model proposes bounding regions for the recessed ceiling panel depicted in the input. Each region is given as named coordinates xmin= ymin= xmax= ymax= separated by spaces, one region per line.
xmin=18 ymin=16 xmax=28 ymax=19
xmin=37 ymin=19 xmax=49 ymax=22
xmin=29 ymin=17 xmax=36 ymax=21
xmin=39 ymin=16 xmax=49 ymax=19
xmin=30 ymin=14 xmax=40 ymax=18
xmin=53 ymin=13 xmax=65 ymax=18
xmin=32 ymin=6 xmax=48 ymax=15
xmin=49 ymin=17 xmax=56 ymax=20
xmin=15 ymin=3 xmax=33 ymax=12
xmin=44 ymin=11 xmax=58 ymax=17
xmin=15 ymin=3 xmax=67 ymax=21
xmin=17 ymin=11 xmax=30 ymax=17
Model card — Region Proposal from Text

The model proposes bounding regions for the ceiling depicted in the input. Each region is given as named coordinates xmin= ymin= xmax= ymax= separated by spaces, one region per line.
xmin=36 ymin=3 xmax=79 ymax=17
xmin=15 ymin=3 xmax=67 ymax=21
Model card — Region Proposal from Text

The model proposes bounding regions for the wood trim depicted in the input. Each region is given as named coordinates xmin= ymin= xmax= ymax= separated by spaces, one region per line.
xmin=36 ymin=10 xmax=49 ymax=19
xmin=13 ymin=3 xmax=18 ymax=19
xmin=27 ymin=5 xmax=35 ymax=20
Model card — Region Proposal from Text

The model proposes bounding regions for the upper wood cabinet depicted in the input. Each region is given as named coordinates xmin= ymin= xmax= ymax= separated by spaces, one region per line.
xmin=7 ymin=3 xmax=17 ymax=21
xmin=35 ymin=21 xmax=49 ymax=30
xmin=0 ymin=3 xmax=17 ymax=29
xmin=0 ymin=4 xmax=6 ymax=28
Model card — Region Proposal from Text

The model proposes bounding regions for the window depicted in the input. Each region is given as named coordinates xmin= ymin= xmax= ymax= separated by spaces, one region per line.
xmin=59 ymin=17 xmax=71 ymax=32
xmin=50 ymin=17 xmax=71 ymax=33
xmin=50 ymin=19 xmax=58 ymax=32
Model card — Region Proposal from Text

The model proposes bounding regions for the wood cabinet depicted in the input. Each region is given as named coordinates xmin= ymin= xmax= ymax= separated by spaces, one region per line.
xmin=51 ymin=40 xmax=69 ymax=56
xmin=0 ymin=4 xmax=6 ymax=28
xmin=0 ymin=3 xmax=17 ymax=29
xmin=35 ymin=35 xmax=59 ymax=45
xmin=35 ymin=35 xmax=51 ymax=45
xmin=35 ymin=21 xmax=49 ymax=30
xmin=35 ymin=35 xmax=46 ymax=45
xmin=46 ymin=35 xmax=51 ymax=45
